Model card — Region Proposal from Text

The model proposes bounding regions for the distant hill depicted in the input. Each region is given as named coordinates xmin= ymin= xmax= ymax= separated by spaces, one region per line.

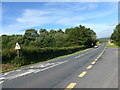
xmin=98 ymin=37 xmax=110 ymax=42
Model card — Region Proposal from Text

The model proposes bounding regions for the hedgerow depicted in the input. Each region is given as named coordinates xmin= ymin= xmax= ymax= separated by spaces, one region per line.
xmin=2 ymin=45 xmax=85 ymax=66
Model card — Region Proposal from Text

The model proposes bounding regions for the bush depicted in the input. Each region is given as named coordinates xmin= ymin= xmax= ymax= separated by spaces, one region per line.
xmin=2 ymin=49 xmax=17 ymax=63
xmin=2 ymin=64 xmax=15 ymax=71
xmin=11 ymin=56 xmax=26 ymax=66
xmin=2 ymin=45 xmax=86 ymax=66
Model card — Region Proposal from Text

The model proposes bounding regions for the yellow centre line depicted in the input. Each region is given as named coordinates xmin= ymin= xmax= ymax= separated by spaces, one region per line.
xmin=95 ymin=59 xmax=98 ymax=61
xmin=64 ymin=83 xmax=76 ymax=90
xmin=87 ymin=65 xmax=93 ymax=69
xmin=97 ymin=57 xmax=99 ymax=59
xmin=79 ymin=71 xmax=87 ymax=77
xmin=99 ymin=54 xmax=102 ymax=57
xmin=91 ymin=61 xmax=96 ymax=65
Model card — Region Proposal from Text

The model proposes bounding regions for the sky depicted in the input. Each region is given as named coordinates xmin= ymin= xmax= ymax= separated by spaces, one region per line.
xmin=2 ymin=2 xmax=118 ymax=38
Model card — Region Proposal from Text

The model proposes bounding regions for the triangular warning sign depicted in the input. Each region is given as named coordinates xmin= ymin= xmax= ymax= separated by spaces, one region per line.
xmin=15 ymin=42 xmax=20 ymax=49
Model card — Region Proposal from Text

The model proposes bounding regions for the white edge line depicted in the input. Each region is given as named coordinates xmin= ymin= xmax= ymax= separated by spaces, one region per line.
xmin=0 ymin=81 xmax=4 ymax=84
xmin=34 ymin=61 xmax=68 ymax=73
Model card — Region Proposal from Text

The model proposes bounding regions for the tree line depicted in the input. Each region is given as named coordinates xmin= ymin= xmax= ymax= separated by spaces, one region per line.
xmin=1 ymin=25 xmax=97 ymax=68
xmin=110 ymin=24 xmax=120 ymax=46
xmin=2 ymin=25 xmax=97 ymax=49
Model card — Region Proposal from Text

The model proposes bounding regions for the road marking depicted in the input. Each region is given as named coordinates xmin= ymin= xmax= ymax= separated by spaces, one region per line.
xmin=0 ymin=81 xmax=4 ymax=84
xmin=9 ymin=61 xmax=67 ymax=79
xmin=79 ymin=71 xmax=87 ymax=77
xmin=81 ymin=54 xmax=84 ymax=56
xmin=99 ymin=53 xmax=102 ymax=56
xmin=34 ymin=61 xmax=68 ymax=73
xmin=95 ymin=59 xmax=98 ymax=61
xmin=76 ymin=54 xmax=84 ymax=58
xmin=87 ymin=65 xmax=93 ymax=69
xmin=75 ymin=56 xmax=80 ymax=58
xmin=96 ymin=46 xmax=107 ymax=60
xmin=97 ymin=57 xmax=99 ymax=59
xmin=65 ymin=83 xmax=76 ymax=90
xmin=9 ymin=69 xmax=35 ymax=80
xmin=0 ymin=77 xmax=5 ymax=80
xmin=91 ymin=61 xmax=96 ymax=65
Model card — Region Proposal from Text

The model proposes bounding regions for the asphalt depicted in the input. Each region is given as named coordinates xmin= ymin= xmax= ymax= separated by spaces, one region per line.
xmin=1 ymin=43 xmax=118 ymax=89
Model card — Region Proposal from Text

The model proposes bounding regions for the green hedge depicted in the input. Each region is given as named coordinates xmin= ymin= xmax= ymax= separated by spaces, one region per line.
xmin=2 ymin=49 xmax=17 ymax=63
xmin=2 ymin=45 xmax=86 ymax=66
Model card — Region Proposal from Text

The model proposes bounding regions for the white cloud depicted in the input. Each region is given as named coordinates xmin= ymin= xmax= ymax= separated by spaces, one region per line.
xmin=16 ymin=9 xmax=52 ymax=24
xmin=56 ymin=16 xmax=86 ymax=26
xmin=44 ymin=2 xmax=98 ymax=11
xmin=80 ymin=23 xmax=116 ymax=38
xmin=2 ymin=2 xmax=117 ymax=37
xmin=3 ymin=8 xmax=87 ymax=34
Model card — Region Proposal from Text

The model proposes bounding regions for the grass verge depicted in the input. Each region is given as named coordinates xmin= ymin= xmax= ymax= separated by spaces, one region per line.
xmin=2 ymin=48 xmax=92 ymax=73
xmin=107 ymin=43 xmax=119 ymax=48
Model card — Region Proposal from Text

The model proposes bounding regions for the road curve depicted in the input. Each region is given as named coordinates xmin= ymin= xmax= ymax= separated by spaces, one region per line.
xmin=2 ymin=43 xmax=117 ymax=88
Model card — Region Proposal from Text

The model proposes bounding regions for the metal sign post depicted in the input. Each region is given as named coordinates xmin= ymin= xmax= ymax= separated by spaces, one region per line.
xmin=17 ymin=49 xmax=19 ymax=57
xmin=92 ymin=43 xmax=93 ymax=46
xmin=15 ymin=42 xmax=21 ymax=57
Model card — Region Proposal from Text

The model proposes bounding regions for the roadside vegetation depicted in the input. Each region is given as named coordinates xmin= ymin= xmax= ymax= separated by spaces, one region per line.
xmin=1 ymin=25 xmax=97 ymax=72
xmin=107 ymin=43 xmax=119 ymax=48
xmin=98 ymin=37 xmax=110 ymax=43
xmin=110 ymin=24 xmax=120 ymax=47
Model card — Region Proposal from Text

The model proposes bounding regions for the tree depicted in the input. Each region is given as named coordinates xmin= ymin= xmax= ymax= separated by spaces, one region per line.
xmin=65 ymin=25 xmax=97 ymax=47
xmin=39 ymin=29 xmax=48 ymax=34
xmin=2 ymin=25 xmax=97 ymax=48
xmin=110 ymin=24 xmax=120 ymax=46
xmin=57 ymin=29 xmax=64 ymax=33
xmin=24 ymin=29 xmax=38 ymax=37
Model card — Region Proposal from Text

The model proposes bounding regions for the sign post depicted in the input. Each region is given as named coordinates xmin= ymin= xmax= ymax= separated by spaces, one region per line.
xmin=92 ymin=43 xmax=93 ymax=46
xmin=15 ymin=42 xmax=21 ymax=57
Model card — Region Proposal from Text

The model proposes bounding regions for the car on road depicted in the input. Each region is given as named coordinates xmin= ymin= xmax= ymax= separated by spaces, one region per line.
xmin=94 ymin=45 xmax=99 ymax=48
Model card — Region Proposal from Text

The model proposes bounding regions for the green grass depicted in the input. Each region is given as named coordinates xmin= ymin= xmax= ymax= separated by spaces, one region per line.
xmin=107 ymin=44 xmax=119 ymax=48
xmin=2 ymin=48 xmax=92 ymax=73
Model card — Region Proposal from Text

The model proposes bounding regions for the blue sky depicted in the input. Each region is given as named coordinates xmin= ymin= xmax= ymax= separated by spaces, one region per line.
xmin=2 ymin=2 xmax=118 ymax=38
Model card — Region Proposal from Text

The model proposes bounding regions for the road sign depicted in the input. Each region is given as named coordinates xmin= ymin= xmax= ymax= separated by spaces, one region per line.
xmin=92 ymin=43 xmax=93 ymax=46
xmin=15 ymin=42 xmax=20 ymax=49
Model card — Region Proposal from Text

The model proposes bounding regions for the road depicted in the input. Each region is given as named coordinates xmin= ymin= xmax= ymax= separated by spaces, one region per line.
xmin=1 ymin=43 xmax=118 ymax=89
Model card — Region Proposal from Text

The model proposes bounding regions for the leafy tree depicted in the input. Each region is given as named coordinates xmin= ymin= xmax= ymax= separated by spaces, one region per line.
xmin=65 ymin=25 xmax=97 ymax=47
xmin=57 ymin=29 xmax=64 ymax=33
xmin=2 ymin=25 xmax=97 ymax=49
xmin=2 ymin=25 xmax=98 ymax=68
xmin=24 ymin=29 xmax=37 ymax=35
xmin=39 ymin=29 xmax=48 ymax=34
xmin=111 ymin=24 xmax=120 ymax=46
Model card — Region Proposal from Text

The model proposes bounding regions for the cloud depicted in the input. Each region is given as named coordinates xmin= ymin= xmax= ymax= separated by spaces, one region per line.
xmin=2 ymin=2 xmax=117 ymax=37
xmin=16 ymin=9 xmax=53 ymax=24
xmin=3 ymin=7 xmax=87 ymax=34
xmin=56 ymin=16 xmax=85 ymax=26
xmin=80 ymin=23 xmax=117 ymax=38
xmin=98 ymin=29 xmax=113 ymax=38
xmin=44 ymin=2 xmax=98 ymax=11
xmin=7 ymin=2 xmax=112 ymax=25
